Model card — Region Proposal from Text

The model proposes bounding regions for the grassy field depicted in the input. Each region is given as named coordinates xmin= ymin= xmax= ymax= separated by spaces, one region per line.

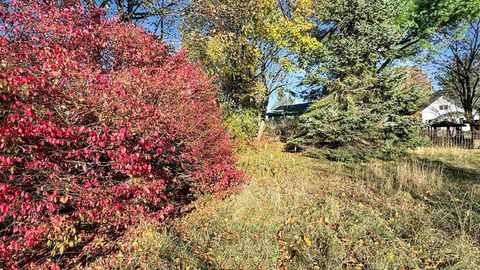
xmin=87 ymin=142 xmax=480 ymax=270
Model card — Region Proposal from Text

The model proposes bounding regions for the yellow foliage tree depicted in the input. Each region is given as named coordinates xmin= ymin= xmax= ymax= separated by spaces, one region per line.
xmin=181 ymin=0 xmax=321 ymax=139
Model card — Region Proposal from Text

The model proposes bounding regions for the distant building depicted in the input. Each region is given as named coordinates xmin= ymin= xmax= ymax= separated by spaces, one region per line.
xmin=266 ymin=102 xmax=313 ymax=121
xmin=420 ymin=96 xmax=479 ymax=131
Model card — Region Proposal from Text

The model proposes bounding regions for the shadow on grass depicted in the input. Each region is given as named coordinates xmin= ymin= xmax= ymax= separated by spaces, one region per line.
xmin=414 ymin=157 xmax=480 ymax=183
xmin=406 ymin=157 xmax=480 ymax=243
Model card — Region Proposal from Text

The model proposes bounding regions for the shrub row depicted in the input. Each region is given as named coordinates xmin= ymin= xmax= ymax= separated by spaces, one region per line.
xmin=0 ymin=1 xmax=241 ymax=268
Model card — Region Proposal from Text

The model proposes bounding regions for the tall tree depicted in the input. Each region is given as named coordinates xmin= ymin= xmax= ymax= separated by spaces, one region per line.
xmin=435 ymin=19 xmax=480 ymax=130
xmin=181 ymin=0 xmax=303 ymax=139
xmin=286 ymin=0 xmax=466 ymax=159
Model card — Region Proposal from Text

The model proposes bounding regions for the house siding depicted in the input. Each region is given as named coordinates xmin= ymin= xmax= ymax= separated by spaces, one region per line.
xmin=420 ymin=96 xmax=479 ymax=131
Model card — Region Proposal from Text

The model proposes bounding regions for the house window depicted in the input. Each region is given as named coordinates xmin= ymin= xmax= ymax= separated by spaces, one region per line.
xmin=439 ymin=105 xmax=450 ymax=111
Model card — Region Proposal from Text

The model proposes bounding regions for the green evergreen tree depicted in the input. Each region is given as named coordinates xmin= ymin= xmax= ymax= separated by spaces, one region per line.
xmin=296 ymin=68 xmax=430 ymax=160
xmin=291 ymin=0 xmax=440 ymax=160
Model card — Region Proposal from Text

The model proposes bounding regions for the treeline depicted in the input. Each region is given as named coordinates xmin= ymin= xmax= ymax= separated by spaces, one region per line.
xmin=98 ymin=0 xmax=480 ymax=158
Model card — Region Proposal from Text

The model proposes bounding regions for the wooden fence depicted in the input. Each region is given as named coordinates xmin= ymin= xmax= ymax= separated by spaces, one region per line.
xmin=422 ymin=129 xmax=480 ymax=149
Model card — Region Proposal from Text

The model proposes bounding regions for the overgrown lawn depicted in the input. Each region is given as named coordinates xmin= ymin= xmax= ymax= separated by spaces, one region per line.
xmin=87 ymin=143 xmax=480 ymax=270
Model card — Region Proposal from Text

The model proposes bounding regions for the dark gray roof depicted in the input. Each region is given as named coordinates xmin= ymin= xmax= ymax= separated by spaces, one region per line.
xmin=267 ymin=102 xmax=313 ymax=116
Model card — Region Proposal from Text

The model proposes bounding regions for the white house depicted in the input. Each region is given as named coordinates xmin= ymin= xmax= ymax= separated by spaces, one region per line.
xmin=420 ymin=96 xmax=479 ymax=131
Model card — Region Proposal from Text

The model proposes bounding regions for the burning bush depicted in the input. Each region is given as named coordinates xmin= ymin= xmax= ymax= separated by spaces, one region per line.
xmin=0 ymin=0 xmax=241 ymax=268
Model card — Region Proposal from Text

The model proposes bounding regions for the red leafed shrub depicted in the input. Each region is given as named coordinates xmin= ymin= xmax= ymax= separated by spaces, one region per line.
xmin=0 ymin=0 xmax=241 ymax=268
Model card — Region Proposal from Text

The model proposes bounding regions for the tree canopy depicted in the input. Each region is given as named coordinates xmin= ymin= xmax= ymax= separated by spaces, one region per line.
xmin=282 ymin=0 xmax=471 ymax=159
xmin=181 ymin=0 xmax=296 ymax=112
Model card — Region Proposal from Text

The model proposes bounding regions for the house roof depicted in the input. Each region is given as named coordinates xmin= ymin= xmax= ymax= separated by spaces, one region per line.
xmin=269 ymin=96 xmax=295 ymax=111
xmin=267 ymin=102 xmax=313 ymax=116
xmin=420 ymin=95 xmax=466 ymax=115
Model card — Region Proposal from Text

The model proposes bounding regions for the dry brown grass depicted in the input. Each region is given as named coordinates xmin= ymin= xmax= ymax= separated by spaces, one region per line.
xmin=86 ymin=144 xmax=480 ymax=270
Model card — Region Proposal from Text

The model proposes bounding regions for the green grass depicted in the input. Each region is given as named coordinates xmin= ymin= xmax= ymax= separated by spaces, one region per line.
xmin=86 ymin=143 xmax=480 ymax=270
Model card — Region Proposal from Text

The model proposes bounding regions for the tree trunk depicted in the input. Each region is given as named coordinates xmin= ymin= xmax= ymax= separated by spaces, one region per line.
xmin=256 ymin=99 xmax=270 ymax=141
xmin=256 ymin=112 xmax=267 ymax=141
xmin=465 ymin=110 xmax=478 ymax=130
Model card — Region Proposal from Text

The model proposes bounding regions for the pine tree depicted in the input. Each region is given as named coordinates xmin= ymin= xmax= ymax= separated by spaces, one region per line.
xmin=291 ymin=0 xmax=435 ymax=160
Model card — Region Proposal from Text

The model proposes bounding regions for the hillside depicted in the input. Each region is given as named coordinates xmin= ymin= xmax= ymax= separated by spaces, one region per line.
xmin=88 ymin=142 xmax=480 ymax=270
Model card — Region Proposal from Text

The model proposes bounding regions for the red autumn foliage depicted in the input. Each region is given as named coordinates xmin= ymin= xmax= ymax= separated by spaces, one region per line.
xmin=0 ymin=0 xmax=241 ymax=268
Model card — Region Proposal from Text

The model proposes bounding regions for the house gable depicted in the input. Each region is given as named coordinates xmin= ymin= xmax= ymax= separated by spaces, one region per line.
xmin=420 ymin=96 xmax=465 ymax=123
